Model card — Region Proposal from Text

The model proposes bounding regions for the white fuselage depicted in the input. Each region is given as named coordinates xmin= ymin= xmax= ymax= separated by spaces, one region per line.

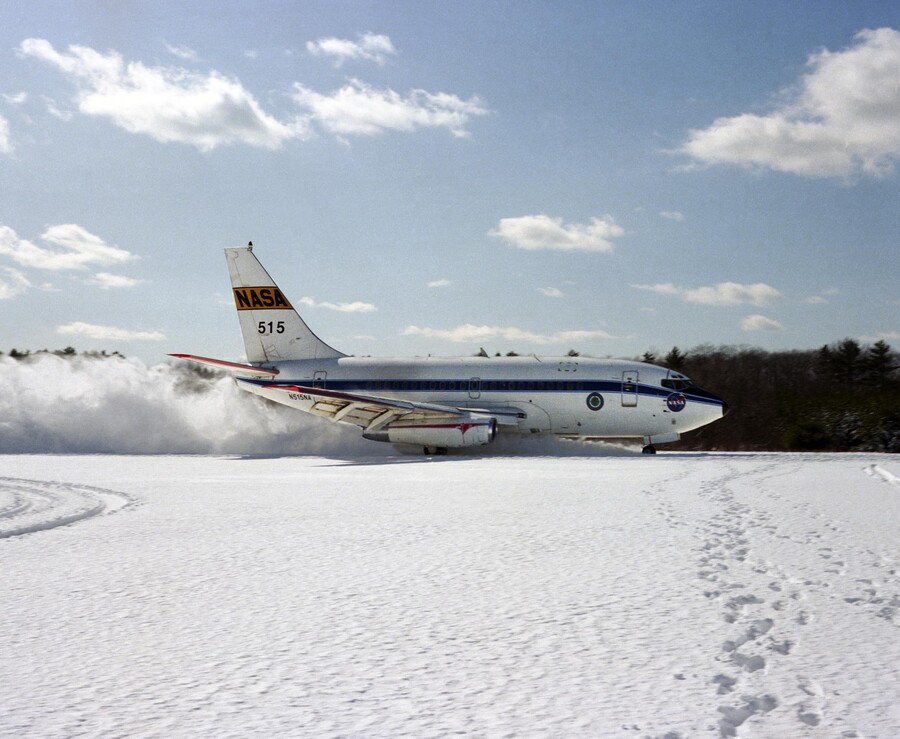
xmin=237 ymin=354 xmax=726 ymax=443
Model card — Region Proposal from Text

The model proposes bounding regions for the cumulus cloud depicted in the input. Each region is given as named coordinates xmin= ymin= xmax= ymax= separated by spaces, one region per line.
xmin=740 ymin=314 xmax=784 ymax=331
xmin=489 ymin=214 xmax=623 ymax=253
xmin=0 ymin=267 xmax=30 ymax=299
xmin=0 ymin=115 xmax=10 ymax=153
xmin=427 ymin=278 xmax=451 ymax=288
xmin=307 ymin=33 xmax=397 ymax=66
xmin=660 ymin=210 xmax=685 ymax=222
xmin=684 ymin=282 xmax=782 ymax=306
xmin=860 ymin=331 xmax=900 ymax=341
xmin=630 ymin=282 xmax=680 ymax=297
xmin=19 ymin=38 xmax=305 ymax=151
xmin=57 ymin=321 xmax=165 ymax=341
xmin=298 ymin=296 xmax=376 ymax=313
xmin=290 ymin=79 xmax=488 ymax=139
xmin=90 ymin=272 xmax=143 ymax=289
xmin=403 ymin=324 xmax=615 ymax=344
xmin=43 ymin=95 xmax=73 ymax=121
xmin=631 ymin=281 xmax=782 ymax=307
xmin=681 ymin=28 xmax=900 ymax=179
xmin=0 ymin=224 xmax=137 ymax=271
xmin=538 ymin=287 xmax=563 ymax=297
xmin=2 ymin=92 xmax=28 ymax=104
xmin=165 ymin=43 xmax=198 ymax=61
xmin=805 ymin=288 xmax=840 ymax=304
xmin=21 ymin=38 xmax=487 ymax=146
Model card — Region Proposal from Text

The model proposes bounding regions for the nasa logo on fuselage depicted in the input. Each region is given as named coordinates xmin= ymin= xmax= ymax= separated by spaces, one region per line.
xmin=666 ymin=392 xmax=687 ymax=412
xmin=233 ymin=286 xmax=293 ymax=311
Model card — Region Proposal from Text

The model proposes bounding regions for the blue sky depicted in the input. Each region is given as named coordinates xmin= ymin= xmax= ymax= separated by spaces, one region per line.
xmin=1 ymin=1 xmax=899 ymax=364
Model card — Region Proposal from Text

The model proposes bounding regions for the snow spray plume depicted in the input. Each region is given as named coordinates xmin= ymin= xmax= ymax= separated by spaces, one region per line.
xmin=0 ymin=354 xmax=378 ymax=456
xmin=0 ymin=354 xmax=637 ymax=457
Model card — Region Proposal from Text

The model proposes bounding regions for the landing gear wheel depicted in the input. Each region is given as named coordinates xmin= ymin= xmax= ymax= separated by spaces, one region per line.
xmin=642 ymin=445 xmax=657 ymax=455
xmin=424 ymin=446 xmax=449 ymax=456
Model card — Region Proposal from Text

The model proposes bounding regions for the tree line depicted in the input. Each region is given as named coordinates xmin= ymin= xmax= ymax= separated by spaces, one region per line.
xmin=648 ymin=339 xmax=900 ymax=453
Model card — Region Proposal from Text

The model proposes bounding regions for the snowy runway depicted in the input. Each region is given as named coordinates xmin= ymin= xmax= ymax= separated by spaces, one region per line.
xmin=1 ymin=453 xmax=898 ymax=737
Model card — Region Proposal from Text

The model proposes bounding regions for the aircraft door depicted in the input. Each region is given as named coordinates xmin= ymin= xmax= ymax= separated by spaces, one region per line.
xmin=468 ymin=377 xmax=481 ymax=399
xmin=314 ymin=371 xmax=327 ymax=389
xmin=622 ymin=370 xmax=638 ymax=407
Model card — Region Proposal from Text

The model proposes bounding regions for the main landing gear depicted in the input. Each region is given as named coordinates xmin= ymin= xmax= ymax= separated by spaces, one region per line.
xmin=642 ymin=445 xmax=657 ymax=455
xmin=424 ymin=446 xmax=449 ymax=456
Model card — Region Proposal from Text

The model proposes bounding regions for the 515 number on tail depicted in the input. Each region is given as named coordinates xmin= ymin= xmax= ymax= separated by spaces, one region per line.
xmin=258 ymin=321 xmax=285 ymax=334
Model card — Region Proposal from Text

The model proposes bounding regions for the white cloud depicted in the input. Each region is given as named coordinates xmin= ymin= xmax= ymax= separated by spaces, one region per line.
xmin=427 ymin=278 xmax=451 ymax=288
xmin=43 ymin=95 xmax=73 ymax=121
xmin=489 ymin=214 xmax=623 ymax=253
xmin=307 ymin=33 xmax=397 ymax=66
xmin=681 ymin=28 xmax=900 ymax=179
xmin=805 ymin=287 xmax=840 ymax=304
xmin=660 ymin=210 xmax=685 ymax=222
xmin=0 ymin=224 xmax=137 ymax=271
xmin=0 ymin=115 xmax=10 ymax=153
xmin=538 ymin=287 xmax=563 ymax=297
xmin=684 ymin=282 xmax=782 ymax=307
xmin=860 ymin=331 xmax=900 ymax=342
xmin=56 ymin=321 xmax=166 ymax=341
xmin=630 ymin=282 xmax=681 ymax=296
xmin=165 ymin=44 xmax=198 ymax=61
xmin=298 ymin=296 xmax=376 ymax=313
xmin=403 ymin=324 xmax=615 ymax=345
xmin=740 ymin=314 xmax=784 ymax=331
xmin=90 ymin=272 xmax=143 ymax=289
xmin=290 ymin=79 xmax=488 ymax=139
xmin=20 ymin=38 xmax=305 ymax=151
xmin=631 ymin=281 xmax=782 ymax=307
xmin=2 ymin=92 xmax=27 ymax=105
xmin=0 ymin=267 xmax=30 ymax=299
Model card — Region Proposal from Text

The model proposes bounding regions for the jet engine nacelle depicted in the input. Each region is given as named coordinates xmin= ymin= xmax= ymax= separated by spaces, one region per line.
xmin=364 ymin=417 xmax=498 ymax=448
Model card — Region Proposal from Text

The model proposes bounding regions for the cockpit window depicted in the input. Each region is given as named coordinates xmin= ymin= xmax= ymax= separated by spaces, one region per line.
xmin=662 ymin=378 xmax=692 ymax=391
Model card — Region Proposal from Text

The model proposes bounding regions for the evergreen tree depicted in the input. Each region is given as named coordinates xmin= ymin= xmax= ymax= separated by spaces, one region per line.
xmin=863 ymin=340 xmax=895 ymax=390
xmin=664 ymin=346 xmax=687 ymax=370
xmin=832 ymin=339 xmax=863 ymax=385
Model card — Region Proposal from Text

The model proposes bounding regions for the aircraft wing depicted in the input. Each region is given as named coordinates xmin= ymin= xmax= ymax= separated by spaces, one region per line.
xmin=255 ymin=382 xmax=524 ymax=432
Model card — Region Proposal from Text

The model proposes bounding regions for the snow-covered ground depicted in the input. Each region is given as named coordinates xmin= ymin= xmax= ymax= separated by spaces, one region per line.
xmin=1 ymin=452 xmax=898 ymax=738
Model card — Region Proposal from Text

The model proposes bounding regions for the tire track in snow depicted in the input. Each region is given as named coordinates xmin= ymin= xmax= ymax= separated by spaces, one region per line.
xmin=0 ymin=477 xmax=137 ymax=539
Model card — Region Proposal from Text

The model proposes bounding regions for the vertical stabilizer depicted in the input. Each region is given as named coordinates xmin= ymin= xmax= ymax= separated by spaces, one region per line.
xmin=225 ymin=246 xmax=345 ymax=362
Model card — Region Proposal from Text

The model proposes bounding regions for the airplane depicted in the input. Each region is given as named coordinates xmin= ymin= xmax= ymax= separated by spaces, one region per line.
xmin=172 ymin=245 xmax=727 ymax=455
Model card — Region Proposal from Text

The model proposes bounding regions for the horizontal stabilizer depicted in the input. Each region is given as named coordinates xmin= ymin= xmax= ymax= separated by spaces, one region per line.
xmin=169 ymin=354 xmax=278 ymax=378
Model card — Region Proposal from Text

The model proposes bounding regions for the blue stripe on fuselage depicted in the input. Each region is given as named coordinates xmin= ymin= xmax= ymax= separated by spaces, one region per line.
xmin=243 ymin=377 xmax=724 ymax=408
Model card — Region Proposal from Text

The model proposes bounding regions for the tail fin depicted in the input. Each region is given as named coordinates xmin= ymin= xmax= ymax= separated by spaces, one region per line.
xmin=226 ymin=245 xmax=345 ymax=362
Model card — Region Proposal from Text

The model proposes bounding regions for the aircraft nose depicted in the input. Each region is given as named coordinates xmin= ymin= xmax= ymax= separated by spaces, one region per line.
xmin=687 ymin=385 xmax=728 ymax=416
